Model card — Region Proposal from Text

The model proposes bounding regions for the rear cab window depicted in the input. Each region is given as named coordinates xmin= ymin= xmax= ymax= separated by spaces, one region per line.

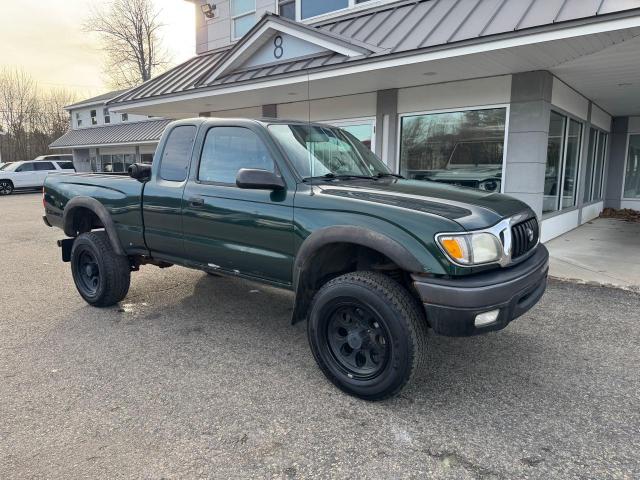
xmin=159 ymin=125 xmax=197 ymax=182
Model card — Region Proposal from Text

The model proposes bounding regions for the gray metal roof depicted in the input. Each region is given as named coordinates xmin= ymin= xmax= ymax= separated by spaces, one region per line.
xmin=50 ymin=119 xmax=172 ymax=149
xmin=65 ymin=89 xmax=129 ymax=110
xmin=109 ymin=0 xmax=640 ymax=106
xmin=109 ymin=50 xmax=228 ymax=105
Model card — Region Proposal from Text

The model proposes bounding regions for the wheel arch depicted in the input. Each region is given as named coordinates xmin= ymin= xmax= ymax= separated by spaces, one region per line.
xmin=291 ymin=226 xmax=425 ymax=324
xmin=63 ymin=196 xmax=126 ymax=256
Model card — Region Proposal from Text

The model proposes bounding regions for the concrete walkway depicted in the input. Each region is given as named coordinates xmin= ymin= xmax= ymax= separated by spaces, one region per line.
xmin=546 ymin=217 xmax=640 ymax=290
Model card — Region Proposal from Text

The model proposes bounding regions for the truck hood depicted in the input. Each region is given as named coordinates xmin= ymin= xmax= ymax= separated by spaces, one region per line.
xmin=316 ymin=178 xmax=532 ymax=230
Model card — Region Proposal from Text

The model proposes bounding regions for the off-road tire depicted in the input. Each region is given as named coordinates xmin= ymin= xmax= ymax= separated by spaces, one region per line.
xmin=70 ymin=231 xmax=130 ymax=307
xmin=307 ymin=271 xmax=428 ymax=401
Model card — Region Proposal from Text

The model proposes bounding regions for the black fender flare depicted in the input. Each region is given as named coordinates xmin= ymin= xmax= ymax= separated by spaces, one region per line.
xmin=62 ymin=196 xmax=126 ymax=256
xmin=291 ymin=225 xmax=425 ymax=323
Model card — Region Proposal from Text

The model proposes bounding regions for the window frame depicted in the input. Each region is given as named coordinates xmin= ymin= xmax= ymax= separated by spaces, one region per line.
xmin=103 ymin=107 xmax=111 ymax=124
xmin=121 ymin=113 xmax=129 ymax=122
xmin=543 ymin=110 xmax=584 ymax=216
xmin=230 ymin=0 xmax=256 ymax=41
xmin=396 ymin=104 xmax=511 ymax=193
xmin=276 ymin=0 xmax=296 ymax=19
xmin=297 ymin=0 xmax=397 ymax=22
xmin=195 ymin=125 xmax=280 ymax=187
xmin=90 ymin=109 xmax=98 ymax=126
xmin=622 ymin=132 xmax=640 ymax=200
xmin=583 ymin=127 xmax=608 ymax=204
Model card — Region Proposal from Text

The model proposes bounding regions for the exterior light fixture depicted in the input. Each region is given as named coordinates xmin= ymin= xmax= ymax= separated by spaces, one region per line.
xmin=200 ymin=3 xmax=216 ymax=18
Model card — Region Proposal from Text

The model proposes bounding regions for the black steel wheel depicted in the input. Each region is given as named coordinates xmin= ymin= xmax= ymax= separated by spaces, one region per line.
xmin=76 ymin=250 xmax=101 ymax=297
xmin=307 ymin=271 xmax=428 ymax=401
xmin=0 ymin=180 xmax=13 ymax=195
xmin=326 ymin=303 xmax=390 ymax=380
xmin=70 ymin=231 xmax=130 ymax=307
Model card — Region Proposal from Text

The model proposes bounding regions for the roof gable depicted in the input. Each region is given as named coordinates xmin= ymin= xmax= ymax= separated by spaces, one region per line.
xmin=198 ymin=13 xmax=381 ymax=85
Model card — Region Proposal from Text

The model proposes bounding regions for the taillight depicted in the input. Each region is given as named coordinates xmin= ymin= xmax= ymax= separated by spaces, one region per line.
xmin=42 ymin=186 xmax=46 ymax=208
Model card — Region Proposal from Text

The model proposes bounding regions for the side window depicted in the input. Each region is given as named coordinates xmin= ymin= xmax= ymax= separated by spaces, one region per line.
xmin=16 ymin=163 xmax=34 ymax=172
xmin=198 ymin=127 xmax=275 ymax=184
xmin=57 ymin=161 xmax=75 ymax=170
xmin=159 ymin=125 xmax=196 ymax=182
xmin=35 ymin=162 xmax=56 ymax=171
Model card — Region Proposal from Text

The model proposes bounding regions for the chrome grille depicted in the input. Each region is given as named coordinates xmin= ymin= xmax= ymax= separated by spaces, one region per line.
xmin=511 ymin=217 xmax=539 ymax=259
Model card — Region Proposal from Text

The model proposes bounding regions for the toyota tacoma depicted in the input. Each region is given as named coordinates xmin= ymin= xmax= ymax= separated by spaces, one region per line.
xmin=43 ymin=118 xmax=548 ymax=400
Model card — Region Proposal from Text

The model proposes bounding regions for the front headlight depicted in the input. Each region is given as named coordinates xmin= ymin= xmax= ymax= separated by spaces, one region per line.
xmin=437 ymin=232 xmax=503 ymax=265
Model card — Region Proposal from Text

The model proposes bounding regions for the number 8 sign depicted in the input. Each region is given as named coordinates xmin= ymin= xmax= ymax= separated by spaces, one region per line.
xmin=273 ymin=35 xmax=284 ymax=59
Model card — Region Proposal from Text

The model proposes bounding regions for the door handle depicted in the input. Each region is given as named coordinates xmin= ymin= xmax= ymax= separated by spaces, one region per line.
xmin=188 ymin=197 xmax=204 ymax=207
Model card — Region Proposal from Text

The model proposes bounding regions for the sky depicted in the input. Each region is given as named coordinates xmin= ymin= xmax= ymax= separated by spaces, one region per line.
xmin=0 ymin=0 xmax=196 ymax=98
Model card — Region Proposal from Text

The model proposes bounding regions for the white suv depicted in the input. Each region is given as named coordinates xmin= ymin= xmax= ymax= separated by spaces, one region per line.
xmin=0 ymin=160 xmax=75 ymax=195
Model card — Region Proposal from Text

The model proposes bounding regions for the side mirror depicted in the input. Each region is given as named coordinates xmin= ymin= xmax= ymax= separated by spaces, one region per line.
xmin=128 ymin=163 xmax=152 ymax=182
xmin=236 ymin=168 xmax=285 ymax=191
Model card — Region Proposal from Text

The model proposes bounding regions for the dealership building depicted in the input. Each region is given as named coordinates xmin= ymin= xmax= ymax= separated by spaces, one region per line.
xmin=54 ymin=0 xmax=640 ymax=241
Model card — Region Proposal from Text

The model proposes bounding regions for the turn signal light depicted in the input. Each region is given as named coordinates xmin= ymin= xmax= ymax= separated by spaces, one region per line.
xmin=440 ymin=238 xmax=465 ymax=260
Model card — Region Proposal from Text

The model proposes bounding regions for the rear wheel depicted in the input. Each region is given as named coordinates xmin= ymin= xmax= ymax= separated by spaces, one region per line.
xmin=307 ymin=271 xmax=427 ymax=401
xmin=70 ymin=231 xmax=130 ymax=307
xmin=0 ymin=180 xmax=13 ymax=195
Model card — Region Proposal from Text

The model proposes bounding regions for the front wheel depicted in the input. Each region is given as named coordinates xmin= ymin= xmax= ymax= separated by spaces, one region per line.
xmin=0 ymin=180 xmax=13 ymax=195
xmin=307 ymin=271 xmax=427 ymax=401
xmin=70 ymin=231 xmax=131 ymax=307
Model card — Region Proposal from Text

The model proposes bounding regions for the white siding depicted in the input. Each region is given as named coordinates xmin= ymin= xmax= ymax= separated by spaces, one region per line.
xmin=581 ymin=201 xmax=604 ymax=224
xmin=69 ymin=105 xmax=151 ymax=130
xmin=590 ymin=105 xmax=611 ymax=132
xmin=207 ymin=106 xmax=263 ymax=118
xmin=197 ymin=0 xmax=277 ymax=53
xmin=278 ymin=93 xmax=376 ymax=121
xmin=541 ymin=209 xmax=580 ymax=242
xmin=551 ymin=78 xmax=589 ymax=120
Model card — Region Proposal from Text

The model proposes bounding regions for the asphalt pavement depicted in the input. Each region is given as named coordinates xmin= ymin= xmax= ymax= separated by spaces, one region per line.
xmin=1 ymin=193 xmax=639 ymax=479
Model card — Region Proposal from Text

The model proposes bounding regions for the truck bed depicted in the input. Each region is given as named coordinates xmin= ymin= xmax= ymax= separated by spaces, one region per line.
xmin=44 ymin=172 xmax=146 ymax=254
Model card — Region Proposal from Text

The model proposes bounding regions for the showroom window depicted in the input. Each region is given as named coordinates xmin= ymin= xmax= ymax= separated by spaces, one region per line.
xmin=231 ymin=0 xmax=256 ymax=39
xmin=624 ymin=134 xmax=640 ymax=199
xmin=543 ymin=111 xmax=583 ymax=214
xmin=583 ymin=128 xmax=608 ymax=203
xmin=399 ymin=107 xmax=507 ymax=192
xmin=330 ymin=118 xmax=375 ymax=152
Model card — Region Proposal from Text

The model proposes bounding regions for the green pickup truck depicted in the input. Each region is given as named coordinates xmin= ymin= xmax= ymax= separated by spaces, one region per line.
xmin=43 ymin=118 xmax=548 ymax=400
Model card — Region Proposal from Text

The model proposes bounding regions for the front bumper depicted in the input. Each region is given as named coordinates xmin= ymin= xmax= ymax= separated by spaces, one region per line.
xmin=412 ymin=245 xmax=549 ymax=336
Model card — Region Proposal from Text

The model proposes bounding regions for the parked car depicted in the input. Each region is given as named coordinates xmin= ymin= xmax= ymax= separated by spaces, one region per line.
xmin=0 ymin=160 xmax=75 ymax=195
xmin=34 ymin=154 xmax=73 ymax=162
xmin=406 ymin=140 xmax=503 ymax=191
xmin=43 ymin=119 xmax=548 ymax=400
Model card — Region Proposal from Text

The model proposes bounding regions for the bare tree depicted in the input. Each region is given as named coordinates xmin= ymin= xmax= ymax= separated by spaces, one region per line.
xmin=84 ymin=0 xmax=170 ymax=88
xmin=0 ymin=68 xmax=78 ymax=162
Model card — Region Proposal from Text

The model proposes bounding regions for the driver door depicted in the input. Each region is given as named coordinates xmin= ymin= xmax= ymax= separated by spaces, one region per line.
xmin=181 ymin=125 xmax=295 ymax=285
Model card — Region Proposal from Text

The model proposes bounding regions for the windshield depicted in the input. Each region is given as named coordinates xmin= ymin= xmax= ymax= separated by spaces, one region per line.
xmin=269 ymin=124 xmax=390 ymax=179
xmin=0 ymin=162 xmax=19 ymax=172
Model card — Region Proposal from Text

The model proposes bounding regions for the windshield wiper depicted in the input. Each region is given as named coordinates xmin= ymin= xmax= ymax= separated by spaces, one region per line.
xmin=375 ymin=172 xmax=404 ymax=179
xmin=302 ymin=173 xmax=376 ymax=182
